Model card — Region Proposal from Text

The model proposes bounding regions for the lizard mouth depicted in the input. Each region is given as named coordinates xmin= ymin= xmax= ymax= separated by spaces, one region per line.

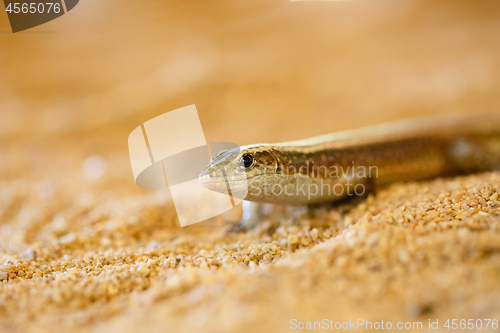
xmin=198 ymin=171 xmax=249 ymax=187
xmin=198 ymin=167 xmax=224 ymax=188
xmin=198 ymin=166 xmax=250 ymax=199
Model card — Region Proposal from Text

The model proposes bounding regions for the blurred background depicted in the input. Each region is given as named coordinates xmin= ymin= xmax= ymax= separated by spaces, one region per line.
xmin=1 ymin=1 xmax=500 ymax=330
xmin=1 ymin=0 xmax=500 ymax=227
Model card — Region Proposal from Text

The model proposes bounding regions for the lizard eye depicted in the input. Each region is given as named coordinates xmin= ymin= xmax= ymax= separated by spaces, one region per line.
xmin=241 ymin=153 xmax=255 ymax=169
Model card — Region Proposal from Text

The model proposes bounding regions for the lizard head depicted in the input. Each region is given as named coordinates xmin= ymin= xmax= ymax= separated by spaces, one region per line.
xmin=198 ymin=145 xmax=280 ymax=200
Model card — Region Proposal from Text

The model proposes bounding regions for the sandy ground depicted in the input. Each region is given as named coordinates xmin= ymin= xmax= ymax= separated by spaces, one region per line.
xmin=1 ymin=0 xmax=500 ymax=332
